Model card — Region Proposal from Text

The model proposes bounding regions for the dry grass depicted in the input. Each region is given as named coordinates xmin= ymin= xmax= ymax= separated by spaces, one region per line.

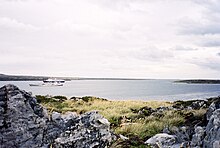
xmin=37 ymin=95 xmax=171 ymax=122
xmin=36 ymin=95 xmax=206 ymax=147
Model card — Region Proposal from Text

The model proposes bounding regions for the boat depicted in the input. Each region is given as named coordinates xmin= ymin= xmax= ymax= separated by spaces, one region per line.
xmin=43 ymin=78 xmax=65 ymax=84
xmin=29 ymin=78 xmax=65 ymax=87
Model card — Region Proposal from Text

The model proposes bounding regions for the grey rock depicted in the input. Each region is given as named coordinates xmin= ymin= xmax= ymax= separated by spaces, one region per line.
xmin=0 ymin=84 xmax=48 ymax=148
xmin=145 ymin=133 xmax=177 ymax=148
xmin=51 ymin=112 xmax=62 ymax=125
xmin=206 ymin=100 xmax=220 ymax=120
xmin=146 ymin=98 xmax=220 ymax=148
xmin=203 ymin=109 xmax=220 ymax=148
xmin=213 ymin=141 xmax=220 ymax=148
xmin=53 ymin=111 xmax=116 ymax=148
xmin=191 ymin=126 xmax=205 ymax=147
xmin=0 ymin=84 xmax=116 ymax=148
xmin=119 ymin=134 xmax=129 ymax=141
xmin=164 ymin=126 xmax=193 ymax=143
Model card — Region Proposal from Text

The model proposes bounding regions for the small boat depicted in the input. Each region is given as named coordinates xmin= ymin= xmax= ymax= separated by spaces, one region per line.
xmin=29 ymin=84 xmax=42 ymax=86
xmin=29 ymin=78 xmax=65 ymax=87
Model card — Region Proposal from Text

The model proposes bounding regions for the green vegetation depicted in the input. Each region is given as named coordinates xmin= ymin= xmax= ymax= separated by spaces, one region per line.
xmin=36 ymin=95 xmax=207 ymax=147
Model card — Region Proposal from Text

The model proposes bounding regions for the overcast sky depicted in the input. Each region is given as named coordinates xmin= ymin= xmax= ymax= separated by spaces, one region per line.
xmin=1 ymin=0 xmax=220 ymax=78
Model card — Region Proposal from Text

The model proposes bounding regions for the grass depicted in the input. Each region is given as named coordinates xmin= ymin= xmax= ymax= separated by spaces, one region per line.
xmin=36 ymin=95 xmax=207 ymax=147
xmin=115 ymin=110 xmax=185 ymax=140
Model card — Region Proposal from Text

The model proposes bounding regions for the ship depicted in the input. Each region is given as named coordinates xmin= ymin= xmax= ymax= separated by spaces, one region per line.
xmin=29 ymin=78 xmax=65 ymax=86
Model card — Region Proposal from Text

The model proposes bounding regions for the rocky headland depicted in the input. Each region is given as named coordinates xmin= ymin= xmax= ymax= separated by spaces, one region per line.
xmin=0 ymin=84 xmax=220 ymax=147
xmin=175 ymin=79 xmax=220 ymax=84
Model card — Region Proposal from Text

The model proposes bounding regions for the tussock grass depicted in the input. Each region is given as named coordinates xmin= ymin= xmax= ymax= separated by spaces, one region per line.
xmin=115 ymin=110 xmax=185 ymax=139
xmin=36 ymin=95 xmax=207 ymax=147
xmin=37 ymin=95 xmax=171 ymax=123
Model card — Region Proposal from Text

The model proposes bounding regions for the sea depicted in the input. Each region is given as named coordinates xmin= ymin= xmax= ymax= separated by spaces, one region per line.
xmin=1 ymin=79 xmax=220 ymax=101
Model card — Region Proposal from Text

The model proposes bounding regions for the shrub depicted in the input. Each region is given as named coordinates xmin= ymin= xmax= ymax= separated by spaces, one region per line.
xmin=53 ymin=95 xmax=67 ymax=101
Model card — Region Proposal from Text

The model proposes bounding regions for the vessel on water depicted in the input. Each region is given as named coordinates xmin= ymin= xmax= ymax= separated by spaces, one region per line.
xmin=29 ymin=78 xmax=65 ymax=87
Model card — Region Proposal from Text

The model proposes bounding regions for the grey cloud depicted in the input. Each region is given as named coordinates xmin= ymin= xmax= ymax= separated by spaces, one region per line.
xmin=173 ymin=46 xmax=198 ymax=51
xmin=178 ymin=1 xmax=220 ymax=36
xmin=135 ymin=48 xmax=173 ymax=61
xmin=179 ymin=22 xmax=220 ymax=35
xmin=1 ymin=0 xmax=220 ymax=78
xmin=188 ymin=50 xmax=220 ymax=71
xmin=107 ymin=46 xmax=174 ymax=63
xmin=196 ymin=62 xmax=220 ymax=71
xmin=201 ymin=40 xmax=220 ymax=47
xmin=124 ymin=46 xmax=174 ymax=62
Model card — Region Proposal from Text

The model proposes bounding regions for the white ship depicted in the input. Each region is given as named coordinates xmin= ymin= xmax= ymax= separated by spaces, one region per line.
xmin=29 ymin=78 xmax=65 ymax=87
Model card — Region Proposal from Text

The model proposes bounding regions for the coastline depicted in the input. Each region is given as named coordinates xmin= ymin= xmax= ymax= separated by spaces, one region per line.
xmin=0 ymin=73 xmax=147 ymax=81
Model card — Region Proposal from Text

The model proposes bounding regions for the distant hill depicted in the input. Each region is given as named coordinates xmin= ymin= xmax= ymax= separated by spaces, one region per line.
xmin=175 ymin=79 xmax=220 ymax=84
xmin=0 ymin=74 xmax=48 ymax=81
xmin=0 ymin=74 xmax=146 ymax=81
xmin=0 ymin=74 xmax=73 ymax=81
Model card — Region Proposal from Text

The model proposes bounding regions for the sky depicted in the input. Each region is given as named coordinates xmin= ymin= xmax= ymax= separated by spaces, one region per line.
xmin=1 ymin=0 xmax=220 ymax=79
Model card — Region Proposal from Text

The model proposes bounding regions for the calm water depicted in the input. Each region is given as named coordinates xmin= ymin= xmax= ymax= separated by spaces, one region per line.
xmin=1 ymin=80 xmax=220 ymax=101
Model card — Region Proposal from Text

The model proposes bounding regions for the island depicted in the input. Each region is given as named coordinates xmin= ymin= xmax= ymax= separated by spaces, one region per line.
xmin=175 ymin=79 xmax=220 ymax=84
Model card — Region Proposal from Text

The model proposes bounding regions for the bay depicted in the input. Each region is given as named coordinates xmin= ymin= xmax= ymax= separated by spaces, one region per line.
xmin=1 ymin=80 xmax=220 ymax=101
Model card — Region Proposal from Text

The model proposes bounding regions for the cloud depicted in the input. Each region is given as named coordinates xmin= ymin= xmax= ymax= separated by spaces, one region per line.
xmin=1 ymin=0 xmax=220 ymax=78
xmin=178 ymin=1 xmax=220 ymax=36
xmin=201 ymin=40 xmax=220 ymax=47
xmin=192 ymin=34 xmax=220 ymax=47
xmin=172 ymin=46 xmax=198 ymax=51
xmin=175 ymin=1 xmax=220 ymax=48
xmin=0 ymin=17 xmax=40 ymax=31
xmin=182 ymin=48 xmax=220 ymax=72
xmin=130 ymin=47 xmax=174 ymax=61
xmin=179 ymin=19 xmax=220 ymax=35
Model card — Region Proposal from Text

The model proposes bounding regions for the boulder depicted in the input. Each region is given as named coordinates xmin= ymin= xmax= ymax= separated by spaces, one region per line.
xmin=53 ymin=111 xmax=115 ymax=148
xmin=0 ymin=84 xmax=49 ymax=148
xmin=190 ymin=126 xmax=205 ymax=147
xmin=203 ymin=109 xmax=220 ymax=148
xmin=0 ymin=84 xmax=116 ymax=148
xmin=119 ymin=134 xmax=129 ymax=141
xmin=145 ymin=133 xmax=177 ymax=148
xmin=206 ymin=99 xmax=220 ymax=120
xmin=163 ymin=126 xmax=193 ymax=143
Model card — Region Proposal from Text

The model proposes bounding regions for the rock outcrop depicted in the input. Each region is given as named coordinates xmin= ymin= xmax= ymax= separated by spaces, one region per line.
xmin=203 ymin=100 xmax=220 ymax=148
xmin=144 ymin=133 xmax=177 ymax=147
xmin=146 ymin=98 xmax=220 ymax=148
xmin=0 ymin=84 xmax=116 ymax=148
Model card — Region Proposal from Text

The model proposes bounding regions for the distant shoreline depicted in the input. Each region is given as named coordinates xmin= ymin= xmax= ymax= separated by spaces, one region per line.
xmin=175 ymin=79 xmax=220 ymax=84
xmin=0 ymin=73 xmax=148 ymax=81
xmin=1 ymin=74 xmax=220 ymax=83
